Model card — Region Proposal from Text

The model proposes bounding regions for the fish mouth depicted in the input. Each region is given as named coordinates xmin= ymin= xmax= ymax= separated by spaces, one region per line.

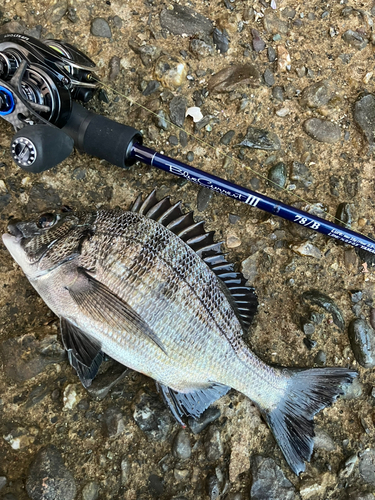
xmin=6 ymin=222 xmax=24 ymax=240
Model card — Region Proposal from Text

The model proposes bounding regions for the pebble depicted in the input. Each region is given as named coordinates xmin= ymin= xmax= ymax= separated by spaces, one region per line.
xmin=295 ymin=66 xmax=306 ymax=78
xmin=353 ymin=93 xmax=375 ymax=151
xmin=263 ymin=67 xmax=275 ymax=87
xmin=207 ymin=473 xmax=221 ymax=500
xmin=335 ymin=202 xmax=353 ymax=228
xmin=104 ymin=407 xmax=125 ymax=439
xmin=265 ymin=48 xmax=276 ymax=65
xmin=0 ymin=334 xmax=65 ymax=382
xmin=229 ymin=214 xmax=240 ymax=224
xmin=3 ymin=427 xmax=37 ymax=450
xmin=172 ymin=429 xmax=192 ymax=460
xmin=0 ymin=477 xmax=6 ymax=491
xmin=275 ymin=107 xmax=290 ymax=117
xmin=272 ymin=86 xmax=284 ymax=101
xmin=302 ymin=321 xmax=315 ymax=335
xmin=188 ymin=406 xmax=221 ymax=434
xmin=186 ymin=151 xmax=194 ymax=162
xmin=220 ymin=130 xmax=235 ymax=145
xmin=341 ymin=377 xmax=363 ymax=400
xmin=174 ymin=468 xmax=189 ymax=481
xmin=148 ymin=474 xmax=164 ymax=496
xmin=179 ymin=130 xmax=188 ymax=147
xmin=291 ymin=241 xmax=322 ymax=259
xmin=169 ymin=135 xmax=179 ymax=146
xmin=314 ymin=427 xmax=336 ymax=451
xmin=197 ymin=187 xmax=213 ymax=212
xmin=213 ymin=28 xmax=230 ymax=53
xmin=304 ymin=337 xmax=317 ymax=349
xmin=169 ymin=96 xmax=187 ymax=128
xmin=128 ymin=41 xmax=162 ymax=67
xmin=239 ymin=126 xmax=281 ymax=151
xmin=133 ymin=393 xmax=173 ymax=441
xmin=251 ymin=29 xmax=266 ymax=52
xmin=289 ymin=161 xmax=313 ymax=188
xmin=348 ymin=319 xmax=375 ymax=368
xmin=120 ymin=457 xmax=131 ymax=485
xmin=154 ymin=110 xmax=169 ymax=130
xmin=154 ymin=55 xmax=188 ymax=88
xmin=26 ymin=384 xmax=50 ymax=408
xmin=342 ymin=30 xmax=368 ymax=50
xmin=90 ymin=18 xmax=112 ymax=38
xmin=263 ymin=12 xmax=289 ymax=35
xmin=66 ymin=7 xmax=78 ymax=23
xmin=303 ymin=118 xmax=341 ymax=144
xmin=250 ymin=456 xmax=298 ymax=500
xmin=204 ymin=427 xmax=224 ymax=461
xmin=241 ymin=254 xmax=258 ymax=283
xmin=268 ymin=162 xmax=287 ymax=189
xmin=26 ymin=446 xmax=76 ymax=500
xmin=276 ymin=45 xmax=291 ymax=72
xmin=226 ymin=234 xmax=241 ymax=249
xmin=160 ymin=5 xmax=213 ymax=37
xmin=190 ymin=39 xmax=214 ymax=59
xmin=63 ymin=384 xmax=79 ymax=410
xmin=142 ymin=80 xmax=160 ymax=96
xmin=359 ymin=449 xmax=375 ymax=486
xmin=44 ymin=0 xmax=67 ymax=23
xmin=302 ymin=290 xmax=345 ymax=331
xmin=207 ymin=65 xmax=260 ymax=93
xmin=82 ymin=482 xmax=99 ymax=500
xmin=86 ymin=362 xmax=128 ymax=400
xmin=108 ymin=56 xmax=120 ymax=81
xmin=314 ymin=350 xmax=326 ymax=365
xmin=300 ymin=79 xmax=338 ymax=108
xmin=110 ymin=15 xmax=122 ymax=29
xmin=339 ymin=453 xmax=358 ymax=479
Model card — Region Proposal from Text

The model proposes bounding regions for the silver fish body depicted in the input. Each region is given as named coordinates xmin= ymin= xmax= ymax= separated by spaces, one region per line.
xmin=2 ymin=192 xmax=356 ymax=475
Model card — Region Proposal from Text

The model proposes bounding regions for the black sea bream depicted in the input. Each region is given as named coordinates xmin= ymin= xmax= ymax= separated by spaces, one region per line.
xmin=2 ymin=191 xmax=356 ymax=475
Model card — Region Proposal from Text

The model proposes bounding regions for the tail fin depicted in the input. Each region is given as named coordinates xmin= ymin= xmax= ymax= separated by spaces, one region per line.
xmin=264 ymin=368 xmax=357 ymax=475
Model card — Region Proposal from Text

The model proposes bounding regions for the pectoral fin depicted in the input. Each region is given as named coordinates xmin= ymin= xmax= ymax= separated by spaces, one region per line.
xmin=60 ymin=317 xmax=104 ymax=388
xmin=67 ymin=267 xmax=166 ymax=354
xmin=157 ymin=382 xmax=230 ymax=424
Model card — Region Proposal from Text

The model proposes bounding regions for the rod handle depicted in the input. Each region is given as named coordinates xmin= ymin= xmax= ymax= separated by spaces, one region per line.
xmin=62 ymin=102 xmax=143 ymax=168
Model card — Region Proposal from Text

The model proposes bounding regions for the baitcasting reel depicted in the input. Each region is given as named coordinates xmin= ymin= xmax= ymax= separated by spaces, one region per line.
xmin=0 ymin=33 xmax=142 ymax=172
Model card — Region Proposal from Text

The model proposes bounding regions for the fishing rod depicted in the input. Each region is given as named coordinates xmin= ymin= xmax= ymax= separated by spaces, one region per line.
xmin=1 ymin=32 xmax=374 ymax=255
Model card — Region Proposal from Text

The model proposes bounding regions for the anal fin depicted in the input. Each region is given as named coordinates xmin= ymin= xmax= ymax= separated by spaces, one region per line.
xmin=156 ymin=382 xmax=230 ymax=424
xmin=60 ymin=317 xmax=104 ymax=388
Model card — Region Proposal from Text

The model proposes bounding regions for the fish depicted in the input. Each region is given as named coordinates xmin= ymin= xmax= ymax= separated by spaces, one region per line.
xmin=2 ymin=190 xmax=356 ymax=475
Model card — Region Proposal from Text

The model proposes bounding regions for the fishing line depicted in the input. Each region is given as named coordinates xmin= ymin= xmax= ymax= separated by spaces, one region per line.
xmin=96 ymin=77 xmax=373 ymax=244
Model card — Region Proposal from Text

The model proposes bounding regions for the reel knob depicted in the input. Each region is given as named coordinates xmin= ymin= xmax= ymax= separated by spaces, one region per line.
xmin=11 ymin=124 xmax=74 ymax=173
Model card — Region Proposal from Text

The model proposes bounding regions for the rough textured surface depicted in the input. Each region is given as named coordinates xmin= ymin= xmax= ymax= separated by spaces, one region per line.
xmin=0 ymin=0 xmax=374 ymax=498
xmin=26 ymin=446 xmax=76 ymax=500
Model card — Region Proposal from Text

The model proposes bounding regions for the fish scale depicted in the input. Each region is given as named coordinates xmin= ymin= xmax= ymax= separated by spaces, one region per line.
xmin=86 ymin=212 xmax=285 ymax=402
xmin=2 ymin=192 xmax=357 ymax=476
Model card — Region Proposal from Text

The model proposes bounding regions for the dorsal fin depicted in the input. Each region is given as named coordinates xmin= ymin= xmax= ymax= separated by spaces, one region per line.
xmin=129 ymin=191 xmax=258 ymax=330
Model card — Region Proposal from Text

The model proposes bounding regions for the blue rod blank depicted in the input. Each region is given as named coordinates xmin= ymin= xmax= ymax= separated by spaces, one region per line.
xmin=130 ymin=143 xmax=375 ymax=256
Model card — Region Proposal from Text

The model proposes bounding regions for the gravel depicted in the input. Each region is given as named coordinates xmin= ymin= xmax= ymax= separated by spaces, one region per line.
xmin=0 ymin=0 xmax=373 ymax=498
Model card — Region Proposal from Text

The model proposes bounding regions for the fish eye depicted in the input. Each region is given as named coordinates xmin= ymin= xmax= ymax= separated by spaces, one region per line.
xmin=37 ymin=213 xmax=56 ymax=229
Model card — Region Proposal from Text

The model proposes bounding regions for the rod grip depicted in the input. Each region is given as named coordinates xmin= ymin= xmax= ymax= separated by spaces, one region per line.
xmin=62 ymin=102 xmax=142 ymax=168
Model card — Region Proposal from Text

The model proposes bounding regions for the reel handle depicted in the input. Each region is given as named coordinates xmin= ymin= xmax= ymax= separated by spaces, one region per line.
xmin=11 ymin=124 xmax=74 ymax=173
xmin=62 ymin=102 xmax=143 ymax=168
